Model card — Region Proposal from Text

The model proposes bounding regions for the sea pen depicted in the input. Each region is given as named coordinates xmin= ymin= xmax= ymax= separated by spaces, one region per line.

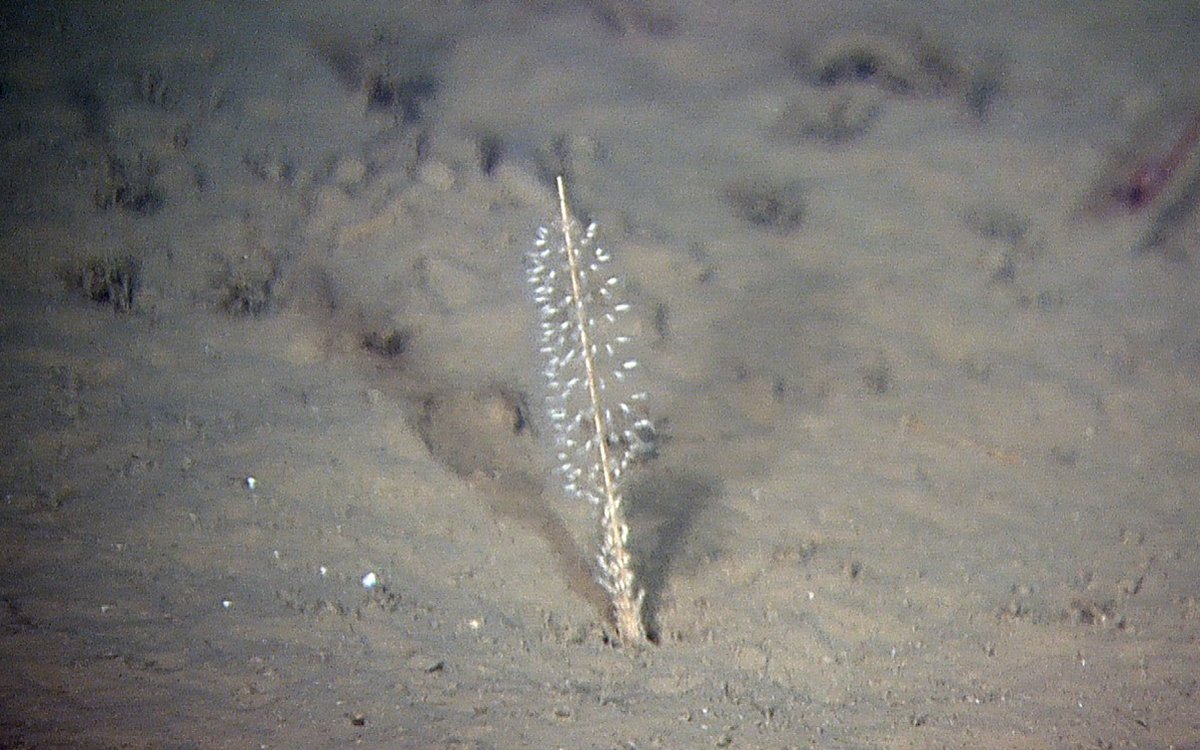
xmin=526 ymin=176 xmax=650 ymax=645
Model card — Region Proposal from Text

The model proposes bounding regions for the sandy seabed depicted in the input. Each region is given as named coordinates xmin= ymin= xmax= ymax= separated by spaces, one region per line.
xmin=1 ymin=1 xmax=1199 ymax=747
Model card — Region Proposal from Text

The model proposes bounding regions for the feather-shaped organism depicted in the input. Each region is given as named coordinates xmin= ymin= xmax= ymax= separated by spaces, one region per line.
xmin=525 ymin=176 xmax=651 ymax=645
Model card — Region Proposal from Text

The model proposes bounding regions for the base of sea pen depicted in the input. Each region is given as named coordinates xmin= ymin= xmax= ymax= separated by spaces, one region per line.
xmin=613 ymin=588 xmax=648 ymax=646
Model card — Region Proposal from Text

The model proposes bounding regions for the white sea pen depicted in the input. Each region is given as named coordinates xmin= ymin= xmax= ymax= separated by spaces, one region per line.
xmin=526 ymin=175 xmax=649 ymax=645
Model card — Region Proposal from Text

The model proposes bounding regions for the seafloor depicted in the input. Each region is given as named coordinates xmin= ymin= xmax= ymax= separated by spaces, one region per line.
xmin=1 ymin=1 xmax=1198 ymax=747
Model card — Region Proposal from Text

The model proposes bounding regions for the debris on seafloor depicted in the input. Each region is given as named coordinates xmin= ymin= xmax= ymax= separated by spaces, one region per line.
xmin=1076 ymin=100 xmax=1200 ymax=260
xmin=1138 ymin=152 xmax=1200 ymax=260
